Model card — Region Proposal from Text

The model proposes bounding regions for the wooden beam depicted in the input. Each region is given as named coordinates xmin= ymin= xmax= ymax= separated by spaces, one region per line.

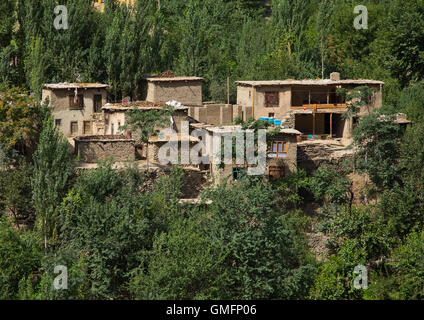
xmin=330 ymin=113 xmax=333 ymax=137
xmin=227 ymin=77 xmax=230 ymax=104
xmin=326 ymin=87 xmax=329 ymax=104
xmin=252 ymin=85 xmax=255 ymax=118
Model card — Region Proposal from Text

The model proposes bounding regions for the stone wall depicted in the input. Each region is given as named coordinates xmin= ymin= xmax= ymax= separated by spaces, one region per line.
xmin=297 ymin=140 xmax=354 ymax=174
xmin=74 ymin=135 xmax=135 ymax=163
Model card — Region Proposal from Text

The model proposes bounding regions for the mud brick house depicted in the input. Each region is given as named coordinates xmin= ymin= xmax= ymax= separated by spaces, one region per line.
xmin=101 ymin=100 xmax=190 ymax=135
xmin=74 ymin=135 xmax=135 ymax=163
xmin=42 ymin=83 xmax=108 ymax=138
xmin=235 ymin=73 xmax=384 ymax=142
xmin=195 ymin=124 xmax=300 ymax=183
xmin=141 ymin=72 xmax=203 ymax=106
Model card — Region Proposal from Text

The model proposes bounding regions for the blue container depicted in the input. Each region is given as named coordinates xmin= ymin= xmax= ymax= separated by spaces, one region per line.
xmin=274 ymin=120 xmax=282 ymax=126
xmin=259 ymin=117 xmax=268 ymax=121
xmin=267 ymin=118 xmax=274 ymax=123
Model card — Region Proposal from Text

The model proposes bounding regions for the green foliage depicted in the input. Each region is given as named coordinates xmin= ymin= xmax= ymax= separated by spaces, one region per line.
xmin=310 ymin=164 xmax=353 ymax=210
xmin=318 ymin=206 xmax=393 ymax=262
xmin=130 ymin=215 xmax=230 ymax=299
xmin=57 ymin=163 xmax=152 ymax=299
xmin=0 ymin=217 xmax=42 ymax=299
xmin=122 ymin=105 xmax=173 ymax=144
xmin=398 ymin=82 xmax=424 ymax=123
xmin=310 ymin=240 xmax=367 ymax=300
xmin=31 ymin=115 xmax=74 ymax=250
xmin=368 ymin=230 xmax=424 ymax=300
xmin=18 ymin=248 xmax=90 ymax=300
xmin=353 ymin=111 xmax=404 ymax=190
xmin=203 ymin=177 xmax=316 ymax=299
xmin=0 ymin=161 xmax=34 ymax=225
xmin=0 ymin=86 xmax=45 ymax=161
xmin=337 ymin=86 xmax=376 ymax=119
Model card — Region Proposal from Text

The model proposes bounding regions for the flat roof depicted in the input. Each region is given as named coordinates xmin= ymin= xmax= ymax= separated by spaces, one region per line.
xmin=145 ymin=76 xmax=203 ymax=82
xmin=102 ymin=100 xmax=189 ymax=112
xmin=149 ymin=133 xmax=200 ymax=143
xmin=235 ymin=79 xmax=384 ymax=87
xmin=43 ymin=83 xmax=109 ymax=89
xmin=204 ymin=125 xmax=300 ymax=135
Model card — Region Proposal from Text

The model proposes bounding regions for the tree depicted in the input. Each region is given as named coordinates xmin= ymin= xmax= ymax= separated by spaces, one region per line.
xmin=316 ymin=0 xmax=334 ymax=78
xmin=0 ymin=216 xmax=41 ymax=299
xmin=310 ymin=163 xmax=354 ymax=215
xmin=57 ymin=162 xmax=156 ymax=299
xmin=310 ymin=240 xmax=367 ymax=300
xmin=384 ymin=0 xmax=424 ymax=87
xmin=31 ymin=115 xmax=74 ymax=250
xmin=352 ymin=111 xmax=404 ymax=190
xmin=0 ymin=0 xmax=17 ymax=49
xmin=0 ymin=161 xmax=34 ymax=227
xmin=337 ymin=86 xmax=376 ymax=120
xmin=0 ymin=86 xmax=46 ymax=163
xmin=368 ymin=230 xmax=424 ymax=300
xmin=398 ymin=81 xmax=424 ymax=123
xmin=121 ymin=105 xmax=173 ymax=169
xmin=203 ymin=177 xmax=316 ymax=299
xmin=129 ymin=215 xmax=230 ymax=299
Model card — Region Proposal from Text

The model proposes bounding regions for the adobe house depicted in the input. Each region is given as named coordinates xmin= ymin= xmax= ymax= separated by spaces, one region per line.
xmin=199 ymin=125 xmax=300 ymax=183
xmin=235 ymin=73 xmax=384 ymax=142
xmin=74 ymin=135 xmax=135 ymax=163
xmin=42 ymin=83 xmax=108 ymax=138
xmin=188 ymin=103 xmax=235 ymax=125
xmin=141 ymin=73 xmax=203 ymax=106
xmin=101 ymin=100 xmax=190 ymax=135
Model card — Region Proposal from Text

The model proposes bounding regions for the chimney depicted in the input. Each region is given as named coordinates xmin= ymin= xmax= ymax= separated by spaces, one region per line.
xmin=330 ymin=72 xmax=341 ymax=81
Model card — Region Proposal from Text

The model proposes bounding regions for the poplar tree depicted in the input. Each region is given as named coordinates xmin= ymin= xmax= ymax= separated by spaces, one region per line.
xmin=31 ymin=116 xmax=74 ymax=250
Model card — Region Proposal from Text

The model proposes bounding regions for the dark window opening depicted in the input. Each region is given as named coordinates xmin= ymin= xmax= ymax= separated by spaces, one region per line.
xmin=69 ymin=94 xmax=84 ymax=110
xmin=265 ymin=92 xmax=279 ymax=107
xmin=70 ymin=121 xmax=78 ymax=135
xmin=83 ymin=121 xmax=92 ymax=135
xmin=94 ymin=94 xmax=102 ymax=113
xmin=55 ymin=119 xmax=61 ymax=127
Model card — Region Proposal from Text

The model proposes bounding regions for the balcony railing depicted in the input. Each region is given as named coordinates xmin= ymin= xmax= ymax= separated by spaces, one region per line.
xmin=291 ymin=103 xmax=347 ymax=110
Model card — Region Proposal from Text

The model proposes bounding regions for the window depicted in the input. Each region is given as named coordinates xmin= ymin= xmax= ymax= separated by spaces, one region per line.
xmin=69 ymin=94 xmax=84 ymax=110
xmin=55 ymin=119 xmax=62 ymax=127
xmin=268 ymin=113 xmax=275 ymax=118
xmin=267 ymin=141 xmax=287 ymax=158
xmin=94 ymin=94 xmax=102 ymax=113
xmin=111 ymin=123 xmax=114 ymax=135
xmin=265 ymin=92 xmax=279 ymax=107
xmin=70 ymin=121 xmax=78 ymax=135
xmin=83 ymin=121 xmax=92 ymax=135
